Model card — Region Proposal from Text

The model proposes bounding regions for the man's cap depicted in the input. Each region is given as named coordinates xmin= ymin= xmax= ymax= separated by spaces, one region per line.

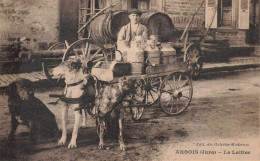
xmin=128 ymin=9 xmax=142 ymax=16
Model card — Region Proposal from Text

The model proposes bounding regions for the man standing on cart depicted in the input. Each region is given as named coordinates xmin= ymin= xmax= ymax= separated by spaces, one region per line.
xmin=117 ymin=9 xmax=148 ymax=47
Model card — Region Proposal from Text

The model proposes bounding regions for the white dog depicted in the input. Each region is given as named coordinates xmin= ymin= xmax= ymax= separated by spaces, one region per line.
xmin=52 ymin=60 xmax=98 ymax=148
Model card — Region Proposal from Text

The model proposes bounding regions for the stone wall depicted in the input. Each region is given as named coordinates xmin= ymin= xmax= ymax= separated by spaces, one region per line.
xmin=0 ymin=0 xmax=60 ymax=50
xmin=164 ymin=0 xmax=259 ymax=47
xmin=164 ymin=0 xmax=205 ymax=30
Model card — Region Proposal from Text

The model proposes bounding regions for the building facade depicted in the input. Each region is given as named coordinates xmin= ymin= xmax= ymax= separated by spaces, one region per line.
xmin=0 ymin=0 xmax=259 ymax=50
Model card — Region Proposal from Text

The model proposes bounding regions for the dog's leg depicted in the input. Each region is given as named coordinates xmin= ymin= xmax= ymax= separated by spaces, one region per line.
xmin=118 ymin=108 xmax=126 ymax=151
xmin=3 ymin=116 xmax=18 ymax=158
xmin=6 ymin=116 xmax=18 ymax=143
xmin=58 ymin=106 xmax=68 ymax=145
xmin=28 ymin=120 xmax=37 ymax=142
xmin=80 ymin=109 xmax=88 ymax=128
xmin=97 ymin=117 xmax=106 ymax=150
xmin=68 ymin=110 xmax=81 ymax=148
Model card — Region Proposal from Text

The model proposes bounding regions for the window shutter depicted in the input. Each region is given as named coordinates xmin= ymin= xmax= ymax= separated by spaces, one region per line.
xmin=205 ymin=0 xmax=218 ymax=28
xmin=238 ymin=0 xmax=249 ymax=29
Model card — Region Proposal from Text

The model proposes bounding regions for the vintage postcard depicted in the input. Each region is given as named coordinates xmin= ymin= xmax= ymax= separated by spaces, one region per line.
xmin=0 ymin=0 xmax=259 ymax=160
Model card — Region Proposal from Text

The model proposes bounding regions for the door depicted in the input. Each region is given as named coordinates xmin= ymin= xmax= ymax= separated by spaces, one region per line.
xmin=238 ymin=0 xmax=249 ymax=29
xmin=60 ymin=0 xmax=79 ymax=43
xmin=205 ymin=0 xmax=218 ymax=28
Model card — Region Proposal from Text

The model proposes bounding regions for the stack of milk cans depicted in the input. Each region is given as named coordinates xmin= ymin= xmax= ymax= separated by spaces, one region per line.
xmin=116 ymin=35 xmax=176 ymax=75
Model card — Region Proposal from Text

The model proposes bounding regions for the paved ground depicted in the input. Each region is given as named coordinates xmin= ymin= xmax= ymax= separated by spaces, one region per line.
xmin=0 ymin=69 xmax=259 ymax=161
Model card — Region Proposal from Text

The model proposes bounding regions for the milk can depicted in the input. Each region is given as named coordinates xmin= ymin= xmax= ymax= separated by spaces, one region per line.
xmin=161 ymin=42 xmax=176 ymax=64
xmin=144 ymin=39 xmax=160 ymax=65
xmin=127 ymin=38 xmax=145 ymax=75
xmin=116 ymin=41 xmax=129 ymax=62
xmin=149 ymin=35 xmax=159 ymax=44
xmin=128 ymin=39 xmax=144 ymax=63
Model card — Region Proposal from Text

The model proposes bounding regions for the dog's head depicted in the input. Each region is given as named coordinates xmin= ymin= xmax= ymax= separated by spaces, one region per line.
xmin=8 ymin=78 xmax=34 ymax=100
xmin=118 ymin=77 xmax=133 ymax=92
xmin=52 ymin=60 xmax=84 ymax=84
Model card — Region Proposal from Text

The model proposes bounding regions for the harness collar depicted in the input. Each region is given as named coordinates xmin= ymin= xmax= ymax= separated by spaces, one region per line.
xmin=66 ymin=79 xmax=84 ymax=87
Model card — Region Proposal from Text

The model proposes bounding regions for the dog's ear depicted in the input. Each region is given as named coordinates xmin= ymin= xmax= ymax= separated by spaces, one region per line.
xmin=24 ymin=79 xmax=34 ymax=95
xmin=7 ymin=82 xmax=17 ymax=96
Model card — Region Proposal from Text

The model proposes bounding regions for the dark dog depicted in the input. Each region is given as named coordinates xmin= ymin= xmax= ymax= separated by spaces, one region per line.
xmin=2 ymin=78 xmax=59 ymax=157
xmin=95 ymin=78 xmax=144 ymax=151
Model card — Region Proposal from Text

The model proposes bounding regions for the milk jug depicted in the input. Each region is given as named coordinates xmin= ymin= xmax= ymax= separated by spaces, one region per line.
xmin=161 ymin=42 xmax=176 ymax=64
xmin=128 ymin=38 xmax=145 ymax=75
xmin=127 ymin=39 xmax=144 ymax=63
xmin=144 ymin=39 xmax=160 ymax=65
xmin=116 ymin=41 xmax=129 ymax=62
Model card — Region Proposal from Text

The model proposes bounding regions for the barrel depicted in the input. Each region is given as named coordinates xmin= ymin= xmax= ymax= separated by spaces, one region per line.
xmin=86 ymin=11 xmax=129 ymax=44
xmin=140 ymin=12 xmax=176 ymax=42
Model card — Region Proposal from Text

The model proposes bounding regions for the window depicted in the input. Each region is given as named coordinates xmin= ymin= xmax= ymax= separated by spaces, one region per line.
xmin=131 ymin=0 xmax=149 ymax=11
xmin=218 ymin=0 xmax=232 ymax=26
xmin=122 ymin=0 xmax=161 ymax=12
xmin=205 ymin=0 xmax=249 ymax=29
xmin=79 ymin=0 xmax=107 ymax=29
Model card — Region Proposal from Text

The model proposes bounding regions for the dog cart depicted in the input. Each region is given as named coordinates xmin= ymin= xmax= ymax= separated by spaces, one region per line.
xmin=43 ymin=4 xmax=196 ymax=121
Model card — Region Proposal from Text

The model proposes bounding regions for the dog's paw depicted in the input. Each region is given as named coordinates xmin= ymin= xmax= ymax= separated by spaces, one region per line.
xmin=68 ymin=141 xmax=77 ymax=149
xmin=58 ymin=138 xmax=66 ymax=145
xmin=80 ymin=124 xmax=88 ymax=129
xmin=120 ymin=144 xmax=126 ymax=151
xmin=98 ymin=144 xmax=105 ymax=150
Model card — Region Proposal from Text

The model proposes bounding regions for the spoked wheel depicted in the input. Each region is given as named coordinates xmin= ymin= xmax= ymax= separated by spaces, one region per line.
xmin=185 ymin=44 xmax=203 ymax=78
xmin=130 ymin=77 xmax=162 ymax=121
xmin=159 ymin=72 xmax=193 ymax=116
xmin=62 ymin=38 xmax=108 ymax=68
xmin=42 ymin=42 xmax=66 ymax=85
xmin=142 ymin=77 xmax=162 ymax=105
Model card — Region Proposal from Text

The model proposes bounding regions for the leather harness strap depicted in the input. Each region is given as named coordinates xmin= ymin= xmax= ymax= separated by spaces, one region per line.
xmin=66 ymin=79 xmax=84 ymax=87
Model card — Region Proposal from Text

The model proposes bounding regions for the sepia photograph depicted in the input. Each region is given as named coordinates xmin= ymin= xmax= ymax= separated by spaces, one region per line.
xmin=0 ymin=0 xmax=259 ymax=160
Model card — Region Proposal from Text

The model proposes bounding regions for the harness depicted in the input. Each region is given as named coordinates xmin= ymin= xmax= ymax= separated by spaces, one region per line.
xmin=51 ymin=75 xmax=132 ymax=119
xmin=66 ymin=80 xmax=84 ymax=87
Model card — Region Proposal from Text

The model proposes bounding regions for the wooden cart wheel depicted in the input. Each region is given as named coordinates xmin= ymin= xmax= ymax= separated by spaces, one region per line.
xmin=129 ymin=77 xmax=162 ymax=121
xmin=62 ymin=38 xmax=108 ymax=68
xmin=42 ymin=42 xmax=66 ymax=85
xmin=184 ymin=44 xmax=203 ymax=78
xmin=159 ymin=72 xmax=193 ymax=116
xmin=142 ymin=77 xmax=162 ymax=105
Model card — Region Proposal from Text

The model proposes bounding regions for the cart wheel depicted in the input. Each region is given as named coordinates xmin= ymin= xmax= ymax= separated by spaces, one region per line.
xmin=142 ymin=77 xmax=162 ymax=105
xmin=159 ymin=72 xmax=193 ymax=116
xmin=130 ymin=106 xmax=144 ymax=121
xmin=62 ymin=38 xmax=108 ymax=69
xmin=185 ymin=44 xmax=203 ymax=78
xmin=129 ymin=77 xmax=161 ymax=121
xmin=42 ymin=42 xmax=66 ymax=85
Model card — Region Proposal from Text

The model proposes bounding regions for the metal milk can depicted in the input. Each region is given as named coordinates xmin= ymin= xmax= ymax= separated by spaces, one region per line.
xmin=144 ymin=39 xmax=160 ymax=65
xmin=161 ymin=42 xmax=176 ymax=64
xmin=116 ymin=41 xmax=129 ymax=62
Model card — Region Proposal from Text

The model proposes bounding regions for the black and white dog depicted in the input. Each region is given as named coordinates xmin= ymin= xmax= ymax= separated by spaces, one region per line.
xmin=2 ymin=78 xmax=59 ymax=157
